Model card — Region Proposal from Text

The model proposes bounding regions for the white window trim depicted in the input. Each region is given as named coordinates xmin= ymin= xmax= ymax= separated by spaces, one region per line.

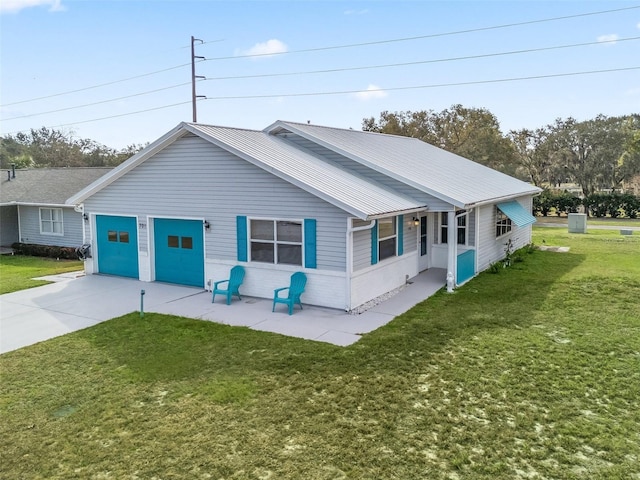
xmin=248 ymin=217 xmax=304 ymax=266
xmin=438 ymin=212 xmax=448 ymax=244
xmin=39 ymin=207 xmax=64 ymax=236
xmin=378 ymin=216 xmax=398 ymax=261
xmin=496 ymin=208 xmax=513 ymax=238
xmin=456 ymin=213 xmax=468 ymax=246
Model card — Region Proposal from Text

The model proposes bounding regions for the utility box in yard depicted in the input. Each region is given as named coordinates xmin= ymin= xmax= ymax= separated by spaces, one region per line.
xmin=568 ymin=213 xmax=587 ymax=233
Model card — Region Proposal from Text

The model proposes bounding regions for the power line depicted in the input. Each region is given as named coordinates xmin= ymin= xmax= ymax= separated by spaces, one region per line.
xmin=202 ymin=36 xmax=640 ymax=82
xmin=205 ymin=5 xmax=640 ymax=61
xmin=199 ymin=66 xmax=640 ymax=101
xmin=0 ymin=63 xmax=193 ymax=108
xmin=2 ymin=82 xmax=192 ymax=121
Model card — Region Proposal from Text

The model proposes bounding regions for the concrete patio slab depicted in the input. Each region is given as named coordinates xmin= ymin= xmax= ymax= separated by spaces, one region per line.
xmin=1 ymin=268 xmax=447 ymax=354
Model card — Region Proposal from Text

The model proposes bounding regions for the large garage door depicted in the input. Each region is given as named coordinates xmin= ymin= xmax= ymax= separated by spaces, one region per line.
xmin=96 ymin=215 xmax=139 ymax=278
xmin=154 ymin=218 xmax=204 ymax=287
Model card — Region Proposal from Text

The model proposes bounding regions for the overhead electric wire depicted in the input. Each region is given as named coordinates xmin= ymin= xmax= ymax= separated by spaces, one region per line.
xmin=199 ymin=66 xmax=640 ymax=101
xmin=3 ymin=82 xmax=192 ymax=121
xmin=0 ymin=62 xmax=194 ymax=107
xmin=202 ymin=36 xmax=640 ymax=82
xmin=206 ymin=5 xmax=640 ymax=61
xmin=2 ymin=3 xmax=636 ymax=108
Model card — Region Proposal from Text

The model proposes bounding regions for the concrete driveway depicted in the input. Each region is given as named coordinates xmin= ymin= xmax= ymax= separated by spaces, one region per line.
xmin=0 ymin=269 xmax=446 ymax=354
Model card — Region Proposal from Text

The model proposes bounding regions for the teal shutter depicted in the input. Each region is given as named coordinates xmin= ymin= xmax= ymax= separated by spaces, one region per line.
xmin=236 ymin=216 xmax=247 ymax=262
xmin=371 ymin=220 xmax=378 ymax=265
xmin=398 ymin=215 xmax=404 ymax=256
xmin=304 ymin=219 xmax=317 ymax=269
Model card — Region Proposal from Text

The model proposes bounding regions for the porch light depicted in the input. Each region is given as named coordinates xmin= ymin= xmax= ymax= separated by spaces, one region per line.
xmin=412 ymin=217 xmax=420 ymax=227
xmin=83 ymin=213 xmax=89 ymax=222
xmin=204 ymin=220 xmax=210 ymax=230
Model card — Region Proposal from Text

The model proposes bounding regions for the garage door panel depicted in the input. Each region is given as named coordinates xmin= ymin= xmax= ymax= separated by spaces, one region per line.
xmin=96 ymin=215 xmax=139 ymax=278
xmin=154 ymin=219 xmax=204 ymax=287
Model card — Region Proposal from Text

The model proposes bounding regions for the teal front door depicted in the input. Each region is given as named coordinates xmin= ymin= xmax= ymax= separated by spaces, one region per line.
xmin=154 ymin=218 xmax=204 ymax=287
xmin=96 ymin=215 xmax=139 ymax=278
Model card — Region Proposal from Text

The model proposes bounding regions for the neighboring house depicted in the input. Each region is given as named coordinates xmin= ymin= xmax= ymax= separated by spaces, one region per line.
xmin=0 ymin=167 xmax=113 ymax=249
xmin=67 ymin=121 xmax=541 ymax=311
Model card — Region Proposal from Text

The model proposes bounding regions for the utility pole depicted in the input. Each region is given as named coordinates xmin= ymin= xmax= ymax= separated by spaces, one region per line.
xmin=191 ymin=36 xmax=206 ymax=122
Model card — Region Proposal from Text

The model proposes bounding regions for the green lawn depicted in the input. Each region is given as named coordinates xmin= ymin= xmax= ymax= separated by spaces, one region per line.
xmin=1 ymin=230 xmax=639 ymax=479
xmin=0 ymin=255 xmax=84 ymax=294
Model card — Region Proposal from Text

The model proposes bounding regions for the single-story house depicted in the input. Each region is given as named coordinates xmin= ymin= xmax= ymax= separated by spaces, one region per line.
xmin=67 ymin=121 xmax=541 ymax=311
xmin=1 ymin=167 xmax=113 ymax=249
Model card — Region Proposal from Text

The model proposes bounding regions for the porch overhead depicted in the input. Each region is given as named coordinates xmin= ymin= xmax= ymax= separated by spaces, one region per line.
xmin=496 ymin=200 xmax=536 ymax=227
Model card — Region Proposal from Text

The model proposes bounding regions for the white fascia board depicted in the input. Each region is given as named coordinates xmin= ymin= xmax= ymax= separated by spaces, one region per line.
xmin=66 ymin=123 xmax=190 ymax=205
xmin=464 ymin=189 xmax=542 ymax=209
xmin=14 ymin=202 xmax=71 ymax=208
xmin=267 ymin=121 xmax=466 ymax=208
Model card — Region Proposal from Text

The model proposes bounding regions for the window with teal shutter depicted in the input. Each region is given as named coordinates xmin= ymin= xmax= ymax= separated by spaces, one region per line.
xmin=304 ymin=219 xmax=317 ymax=269
xmin=236 ymin=216 xmax=247 ymax=261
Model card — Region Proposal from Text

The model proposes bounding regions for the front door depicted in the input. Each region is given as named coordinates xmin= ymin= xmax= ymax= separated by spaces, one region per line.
xmin=418 ymin=215 xmax=429 ymax=271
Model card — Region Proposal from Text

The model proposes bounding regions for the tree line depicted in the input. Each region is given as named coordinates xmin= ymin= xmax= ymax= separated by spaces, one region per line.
xmin=0 ymin=127 xmax=145 ymax=170
xmin=2 ymin=107 xmax=639 ymax=199
xmin=363 ymin=105 xmax=640 ymax=197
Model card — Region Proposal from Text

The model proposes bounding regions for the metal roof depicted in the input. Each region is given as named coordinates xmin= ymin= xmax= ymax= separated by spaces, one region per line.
xmin=1 ymin=167 xmax=113 ymax=206
xmin=184 ymin=123 xmax=424 ymax=219
xmin=266 ymin=121 xmax=541 ymax=208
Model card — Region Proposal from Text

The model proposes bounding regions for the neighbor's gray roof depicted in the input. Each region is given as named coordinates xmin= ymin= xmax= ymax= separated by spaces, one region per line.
xmin=266 ymin=121 xmax=541 ymax=208
xmin=1 ymin=168 xmax=113 ymax=206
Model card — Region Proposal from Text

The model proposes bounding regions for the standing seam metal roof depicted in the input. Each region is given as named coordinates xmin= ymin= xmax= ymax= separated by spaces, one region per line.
xmin=185 ymin=123 xmax=424 ymax=219
xmin=266 ymin=121 xmax=541 ymax=207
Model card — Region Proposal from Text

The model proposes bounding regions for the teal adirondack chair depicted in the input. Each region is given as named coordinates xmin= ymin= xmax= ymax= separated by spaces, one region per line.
xmin=272 ymin=272 xmax=307 ymax=315
xmin=212 ymin=266 xmax=245 ymax=305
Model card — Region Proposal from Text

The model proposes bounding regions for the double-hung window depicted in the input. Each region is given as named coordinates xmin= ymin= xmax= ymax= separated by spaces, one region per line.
xmin=378 ymin=217 xmax=397 ymax=261
xmin=439 ymin=212 xmax=466 ymax=245
xmin=250 ymin=219 xmax=302 ymax=266
xmin=496 ymin=209 xmax=512 ymax=237
xmin=40 ymin=208 xmax=63 ymax=235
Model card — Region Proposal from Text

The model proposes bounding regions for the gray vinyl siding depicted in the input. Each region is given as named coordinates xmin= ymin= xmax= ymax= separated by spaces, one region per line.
xmin=352 ymin=214 xmax=415 ymax=272
xmin=279 ymin=133 xmax=453 ymax=211
xmin=17 ymin=205 xmax=83 ymax=248
xmin=0 ymin=205 xmax=19 ymax=247
xmin=84 ymin=135 xmax=350 ymax=271
xmin=476 ymin=196 xmax=534 ymax=271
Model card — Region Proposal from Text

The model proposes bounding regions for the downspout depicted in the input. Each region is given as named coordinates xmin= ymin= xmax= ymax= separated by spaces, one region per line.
xmin=73 ymin=203 xmax=86 ymax=244
xmin=345 ymin=218 xmax=376 ymax=311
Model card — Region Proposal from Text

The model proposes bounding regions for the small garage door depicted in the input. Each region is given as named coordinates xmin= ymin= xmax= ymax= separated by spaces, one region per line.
xmin=96 ymin=215 xmax=139 ymax=278
xmin=154 ymin=218 xmax=204 ymax=287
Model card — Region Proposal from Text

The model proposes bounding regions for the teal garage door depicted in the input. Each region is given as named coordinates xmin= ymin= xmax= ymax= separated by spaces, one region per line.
xmin=96 ymin=215 xmax=139 ymax=278
xmin=154 ymin=218 xmax=204 ymax=287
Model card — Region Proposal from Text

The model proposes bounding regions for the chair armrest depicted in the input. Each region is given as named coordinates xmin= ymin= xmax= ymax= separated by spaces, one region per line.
xmin=273 ymin=286 xmax=290 ymax=298
xmin=213 ymin=279 xmax=230 ymax=289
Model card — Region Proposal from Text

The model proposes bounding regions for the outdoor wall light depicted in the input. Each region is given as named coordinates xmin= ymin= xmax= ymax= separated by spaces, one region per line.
xmin=204 ymin=220 xmax=210 ymax=230
xmin=83 ymin=213 xmax=89 ymax=222
xmin=412 ymin=217 xmax=420 ymax=227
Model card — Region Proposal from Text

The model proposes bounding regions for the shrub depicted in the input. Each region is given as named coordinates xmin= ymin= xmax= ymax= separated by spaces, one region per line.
xmin=11 ymin=243 xmax=78 ymax=260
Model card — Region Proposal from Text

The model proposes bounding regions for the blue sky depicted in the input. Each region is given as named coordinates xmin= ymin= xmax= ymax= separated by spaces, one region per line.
xmin=1 ymin=0 xmax=638 ymax=150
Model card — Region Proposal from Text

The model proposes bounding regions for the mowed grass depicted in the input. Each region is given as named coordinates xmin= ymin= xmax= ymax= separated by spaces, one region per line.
xmin=1 ymin=229 xmax=639 ymax=479
xmin=0 ymin=255 xmax=84 ymax=294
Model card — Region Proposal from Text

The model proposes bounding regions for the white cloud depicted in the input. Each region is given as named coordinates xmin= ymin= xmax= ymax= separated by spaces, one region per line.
xmin=354 ymin=84 xmax=388 ymax=101
xmin=238 ymin=39 xmax=288 ymax=59
xmin=596 ymin=34 xmax=619 ymax=45
xmin=0 ymin=0 xmax=65 ymax=13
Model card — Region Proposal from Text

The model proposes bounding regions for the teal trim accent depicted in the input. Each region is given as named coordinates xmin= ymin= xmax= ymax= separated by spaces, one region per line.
xmin=457 ymin=249 xmax=475 ymax=284
xmin=397 ymin=215 xmax=404 ymax=256
xmin=496 ymin=201 xmax=536 ymax=227
xmin=236 ymin=216 xmax=247 ymax=262
xmin=303 ymin=219 xmax=317 ymax=269
xmin=371 ymin=220 xmax=378 ymax=265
